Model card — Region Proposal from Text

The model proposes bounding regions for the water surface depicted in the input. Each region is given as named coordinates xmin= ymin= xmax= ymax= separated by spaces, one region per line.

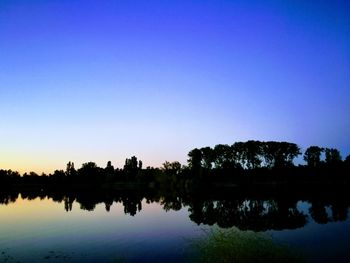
xmin=0 ymin=193 xmax=349 ymax=262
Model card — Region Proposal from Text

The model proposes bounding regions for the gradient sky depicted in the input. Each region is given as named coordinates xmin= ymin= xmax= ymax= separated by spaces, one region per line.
xmin=1 ymin=0 xmax=350 ymax=173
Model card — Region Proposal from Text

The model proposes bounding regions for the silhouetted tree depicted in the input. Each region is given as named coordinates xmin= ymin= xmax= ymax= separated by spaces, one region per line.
xmin=66 ymin=161 xmax=77 ymax=179
xmin=105 ymin=161 xmax=114 ymax=173
xmin=0 ymin=140 xmax=348 ymax=192
xmin=0 ymin=169 xmax=20 ymax=185
xmin=304 ymin=146 xmax=324 ymax=167
xmin=124 ymin=156 xmax=141 ymax=180
xmin=188 ymin=148 xmax=202 ymax=170
xmin=124 ymin=156 xmax=138 ymax=171
xmin=78 ymin=162 xmax=103 ymax=182
xmin=261 ymin=141 xmax=300 ymax=168
xmin=261 ymin=141 xmax=277 ymax=168
xmin=105 ymin=161 xmax=115 ymax=181
xmin=213 ymin=144 xmax=235 ymax=169
xmin=231 ymin=142 xmax=247 ymax=168
xmin=244 ymin=140 xmax=263 ymax=169
xmin=200 ymin=147 xmax=215 ymax=169
xmin=324 ymin=148 xmax=342 ymax=166
xmin=138 ymin=160 xmax=143 ymax=170
xmin=162 ymin=161 xmax=182 ymax=175
xmin=52 ymin=170 xmax=66 ymax=183
xmin=274 ymin=142 xmax=301 ymax=168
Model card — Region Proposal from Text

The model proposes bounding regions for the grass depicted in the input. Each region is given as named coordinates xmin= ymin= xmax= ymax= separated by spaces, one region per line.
xmin=189 ymin=227 xmax=305 ymax=263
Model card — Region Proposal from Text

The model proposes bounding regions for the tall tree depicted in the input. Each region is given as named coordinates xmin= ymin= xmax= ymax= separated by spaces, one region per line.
xmin=231 ymin=142 xmax=246 ymax=168
xmin=188 ymin=148 xmax=202 ymax=170
xmin=275 ymin=142 xmax=301 ymax=167
xmin=78 ymin=162 xmax=101 ymax=182
xmin=124 ymin=156 xmax=138 ymax=171
xmin=261 ymin=141 xmax=279 ymax=168
xmin=162 ymin=161 xmax=182 ymax=176
xmin=105 ymin=161 xmax=115 ymax=178
xmin=304 ymin=146 xmax=324 ymax=167
xmin=200 ymin=147 xmax=215 ymax=169
xmin=261 ymin=141 xmax=300 ymax=168
xmin=244 ymin=140 xmax=263 ymax=169
xmin=124 ymin=156 xmax=142 ymax=180
xmin=324 ymin=148 xmax=342 ymax=165
xmin=66 ymin=161 xmax=76 ymax=178
xmin=213 ymin=144 xmax=235 ymax=169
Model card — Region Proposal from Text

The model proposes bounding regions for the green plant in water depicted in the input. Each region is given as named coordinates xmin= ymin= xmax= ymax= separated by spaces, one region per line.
xmin=190 ymin=227 xmax=304 ymax=263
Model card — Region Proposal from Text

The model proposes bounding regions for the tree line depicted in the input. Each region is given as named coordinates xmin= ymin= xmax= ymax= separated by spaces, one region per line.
xmin=0 ymin=140 xmax=349 ymax=188
xmin=188 ymin=140 xmax=347 ymax=170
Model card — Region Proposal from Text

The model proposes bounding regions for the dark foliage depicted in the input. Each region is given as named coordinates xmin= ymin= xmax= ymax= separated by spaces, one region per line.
xmin=0 ymin=140 xmax=348 ymax=194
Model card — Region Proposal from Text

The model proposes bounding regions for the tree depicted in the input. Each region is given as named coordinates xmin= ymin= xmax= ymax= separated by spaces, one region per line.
xmin=188 ymin=148 xmax=202 ymax=170
xmin=78 ymin=162 xmax=101 ymax=182
xmin=162 ymin=161 xmax=182 ymax=175
xmin=285 ymin=142 xmax=301 ymax=165
xmin=66 ymin=161 xmax=77 ymax=178
xmin=213 ymin=144 xmax=235 ymax=169
xmin=244 ymin=140 xmax=262 ymax=169
xmin=261 ymin=141 xmax=277 ymax=168
xmin=274 ymin=142 xmax=301 ymax=168
xmin=0 ymin=169 xmax=20 ymax=185
xmin=231 ymin=142 xmax=247 ymax=168
xmin=138 ymin=160 xmax=143 ymax=170
xmin=225 ymin=140 xmax=263 ymax=169
xmin=52 ymin=170 xmax=66 ymax=183
xmin=106 ymin=161 xmax=114 ymax=172
xmin=105 ymin=161 xmax=115 ymax=180
xmin=324 ymin=148 xmax=342 ymax=165
xmin=200 ymin=147 xmax=215 ymax=169
xmin=124 ymin=156 xmax=138 ymax=171
xmin=124 ymin=156 xmax=142 ymax=180
xmin=260 ymin=141 xmax=300 ymax=168
xmin=304 ymin=146 xmax=324 ymax=167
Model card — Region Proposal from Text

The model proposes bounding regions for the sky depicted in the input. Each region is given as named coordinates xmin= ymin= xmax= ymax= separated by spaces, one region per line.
xmin=0 ymin=0 xmax=350 ymax=173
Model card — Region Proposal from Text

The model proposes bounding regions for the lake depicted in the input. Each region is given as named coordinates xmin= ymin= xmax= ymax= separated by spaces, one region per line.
xmin=0 ymin=190 xmax=349 ymax=262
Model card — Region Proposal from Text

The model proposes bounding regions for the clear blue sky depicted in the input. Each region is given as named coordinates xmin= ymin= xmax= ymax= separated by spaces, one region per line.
xmin=1 ymin=0 xmax=349 ymax=173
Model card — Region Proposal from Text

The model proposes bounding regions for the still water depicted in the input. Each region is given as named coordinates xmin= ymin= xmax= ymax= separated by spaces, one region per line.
xmin=0 ymin=194 xmax=349 ymax=262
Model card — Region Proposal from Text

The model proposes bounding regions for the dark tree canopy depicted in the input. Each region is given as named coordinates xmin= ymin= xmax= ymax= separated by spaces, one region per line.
xmin=325 ymin=148 xmax=342 ymax=165
xmin=188 ymin=148 xmax=202 ymax=170
xmin=304 ymin=146 xmax=324 ymax=167
xmin=162 ymin=161 xmax=182 ymax=175
xmin=187 ymin=141 xmax=302 ymax=170
xmin=0 ymin=140 xmax=348 ymax=191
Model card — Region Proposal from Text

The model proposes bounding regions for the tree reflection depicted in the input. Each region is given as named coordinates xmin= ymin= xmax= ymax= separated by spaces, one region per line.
xmin=308 ymin=199 xmax=349 ymax=224
xmin=331 ymin=202 xmax=348 ymax=222
xmin=309 ymin=202 xmax=331 ymax=224
xmin=188 ymin=199 xmax=307 ymax=231
xmin=0 ymin=188 xmax=349 ymax=231
xmin=64 ymin=196 xmax=74 ymax=212
xmin=121 ymin=195 xmax=142 ymax=216
xmin=0 ymin=191 xmax=18 ymax=205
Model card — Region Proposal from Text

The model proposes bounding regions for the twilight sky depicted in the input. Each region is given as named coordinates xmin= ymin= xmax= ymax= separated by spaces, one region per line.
xmin=1 ymin=0 xmax=349 ymax=173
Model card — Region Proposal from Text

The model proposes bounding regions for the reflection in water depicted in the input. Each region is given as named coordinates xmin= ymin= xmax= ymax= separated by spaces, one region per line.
xmin=188 ymin=199 xmax=308 ymax=231
xmin=0 ymin=189 xmax=348 ymax=231
xmin=1 ymin=189 xmax=350 ymax=263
